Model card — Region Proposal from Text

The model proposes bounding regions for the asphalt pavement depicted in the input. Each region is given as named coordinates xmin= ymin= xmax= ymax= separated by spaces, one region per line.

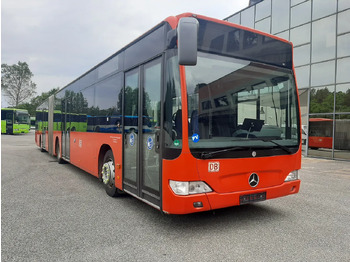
xmin=1 ymin=131 xmax=350 ymax=261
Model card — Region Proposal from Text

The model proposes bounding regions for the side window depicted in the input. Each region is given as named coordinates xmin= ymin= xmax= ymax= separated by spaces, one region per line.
xmin=81 ymin=86 xmax=95 ymax=132
xmin=124 ymin=69 xmax=139 ymax=133
xmin=163 ymin=54 xmax=182 ymax=159
xmin=94 ymin=73 xmax=123 ymax=133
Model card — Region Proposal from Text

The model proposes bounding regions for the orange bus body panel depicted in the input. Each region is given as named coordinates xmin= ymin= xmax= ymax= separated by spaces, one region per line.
xmin=69 ymin=132 xmax=123 ymax=189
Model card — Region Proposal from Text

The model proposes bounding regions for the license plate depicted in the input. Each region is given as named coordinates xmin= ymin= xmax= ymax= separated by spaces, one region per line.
xmin=239 ymin=192 xmax=266 ymax=205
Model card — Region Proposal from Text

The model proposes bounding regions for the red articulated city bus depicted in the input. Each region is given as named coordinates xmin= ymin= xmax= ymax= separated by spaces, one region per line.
xmin=35 ymin=13 xmax=301 ymax=214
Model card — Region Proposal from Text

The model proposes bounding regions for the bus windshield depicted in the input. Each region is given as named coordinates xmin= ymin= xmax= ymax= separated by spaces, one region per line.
xmin=16 ymin=111 xmax=30 ymax=124
xmin=186 ymin=52 xmax=299 ymax=158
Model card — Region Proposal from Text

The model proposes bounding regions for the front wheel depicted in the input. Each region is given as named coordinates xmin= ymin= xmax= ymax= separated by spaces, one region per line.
xmin=101 ymin=150 xmax=123 ymax=197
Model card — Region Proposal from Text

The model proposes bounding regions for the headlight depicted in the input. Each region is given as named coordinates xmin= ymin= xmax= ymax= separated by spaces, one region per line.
xmin=285 ymin=170 xmax=299 ymax=182
xmin=169 ymin=180 xmax=212 ymax=195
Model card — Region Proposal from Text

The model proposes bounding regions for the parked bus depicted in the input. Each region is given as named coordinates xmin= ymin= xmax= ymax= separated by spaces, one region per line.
xmin=35 ymin=13 xmax=301 ymax=214
xmin=308 ymin=118 xmax=333 ymax=149
xmin=1 ymin=108 xmax=30 ymax=134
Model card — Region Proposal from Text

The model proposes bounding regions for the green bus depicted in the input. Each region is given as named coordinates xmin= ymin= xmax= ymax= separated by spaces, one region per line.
xmin=1 ymin=108 xmax=31 ymax=134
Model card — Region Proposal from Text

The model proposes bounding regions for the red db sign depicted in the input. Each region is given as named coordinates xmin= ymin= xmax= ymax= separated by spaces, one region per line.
xmin=208 ymin=162 xmax=220 ymax=172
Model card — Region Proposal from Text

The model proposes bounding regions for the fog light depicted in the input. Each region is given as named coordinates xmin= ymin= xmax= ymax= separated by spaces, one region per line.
xmin=193 ymin=201 xmax=203 ymax=208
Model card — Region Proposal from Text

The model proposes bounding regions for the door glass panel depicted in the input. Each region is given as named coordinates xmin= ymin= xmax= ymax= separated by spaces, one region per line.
xmin=142 ymin=59 xmax=161 ymax=194
xmin=124 ymin=69 xmax=139 ymax=185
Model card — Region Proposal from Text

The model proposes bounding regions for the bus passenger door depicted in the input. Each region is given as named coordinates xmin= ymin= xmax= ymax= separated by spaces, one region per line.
xmin=6 ymin=111 xmax=13 ymax=134
xmin=123 ymin=57 xmax=162 ymax=208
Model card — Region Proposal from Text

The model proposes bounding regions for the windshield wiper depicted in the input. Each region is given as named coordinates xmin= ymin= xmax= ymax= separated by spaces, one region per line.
xmin=200 ymin=146 xmax=245 ymax=159
xmin=257 ymin=139 xmax=294 ymax=154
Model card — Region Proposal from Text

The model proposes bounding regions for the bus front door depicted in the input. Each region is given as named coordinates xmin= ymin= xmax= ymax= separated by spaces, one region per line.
xmin=123 ymin=58 xmax=162 ymax=208
xmin=6 ymin=111 xmax=13 ymax=134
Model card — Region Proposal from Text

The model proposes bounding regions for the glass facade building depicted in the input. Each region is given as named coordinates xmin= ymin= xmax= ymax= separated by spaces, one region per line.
xmin=225 ymin=0 xmax=350 ymax=160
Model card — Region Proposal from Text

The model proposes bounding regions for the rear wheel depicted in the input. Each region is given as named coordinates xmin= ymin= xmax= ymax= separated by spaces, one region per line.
xmin=101 ymin=150 xmax=122 ymax=197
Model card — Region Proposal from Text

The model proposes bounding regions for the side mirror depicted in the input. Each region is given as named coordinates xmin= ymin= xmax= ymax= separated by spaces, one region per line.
xmin=177 ymin=17 xmax=199 ymax=66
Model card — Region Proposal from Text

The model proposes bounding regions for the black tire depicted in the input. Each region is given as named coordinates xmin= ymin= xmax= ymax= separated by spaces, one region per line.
xmin=56 ymin=141 xmax=65 ymax=164
xmin=101 ymin=150 xmax=122 ymax=197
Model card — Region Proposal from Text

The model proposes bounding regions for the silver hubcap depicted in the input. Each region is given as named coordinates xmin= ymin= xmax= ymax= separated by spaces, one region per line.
xmin=101 ymin=160 xmax=115 ymax=185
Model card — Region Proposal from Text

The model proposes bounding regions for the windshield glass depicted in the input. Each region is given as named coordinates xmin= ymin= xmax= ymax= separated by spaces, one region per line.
xmin=16 ymin=111 xmax=30 ymax=124
xmin=186 ymin=52 xmax=300 ymax=158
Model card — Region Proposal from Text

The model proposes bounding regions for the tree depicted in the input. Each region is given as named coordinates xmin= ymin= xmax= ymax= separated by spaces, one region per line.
xmin=17 ymin=87 xmax=60 ymax=116
xmin=1 ymin=61 xmax=37 ymax=107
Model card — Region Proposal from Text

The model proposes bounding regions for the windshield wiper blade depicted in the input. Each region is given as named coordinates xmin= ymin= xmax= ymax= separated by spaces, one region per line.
xmin=200 ymin=146 xmax=245 ymax=159
xmin=258 ymin=139 xmax=294 ymax=154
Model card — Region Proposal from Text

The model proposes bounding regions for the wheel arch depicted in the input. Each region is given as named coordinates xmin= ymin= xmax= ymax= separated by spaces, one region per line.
xmin=98 ymin=144 xmax=112 ymax=180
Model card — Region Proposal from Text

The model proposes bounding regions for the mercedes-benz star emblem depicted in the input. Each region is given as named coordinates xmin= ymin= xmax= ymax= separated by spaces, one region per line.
xmin=249 ymin=173 xmax=259 ymax=187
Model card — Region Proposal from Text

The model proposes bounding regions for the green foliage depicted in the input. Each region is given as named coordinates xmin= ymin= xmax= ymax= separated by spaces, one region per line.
xmin=1 ymin=61 xmax=37 ymax=107
xmin=17 ymin=87 xmax=59 ymax=116
xmin=310 ymin=87 xmax=350 ymax=115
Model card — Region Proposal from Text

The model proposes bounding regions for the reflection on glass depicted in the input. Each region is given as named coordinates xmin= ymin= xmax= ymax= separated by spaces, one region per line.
xmin=334 ymin=114 xmax=350 ymax=160
xmin=337 ymin=33 xmax=350 ymax=58
xmin=308 ymin=115 xmax=333 ymax=158
xmin=338 ymin=0 xmax=350 ymax=11
xmin=310 ymin=86 xmax=335 ymax=114
xmin=312 ymin=15 xmax=336 ymax=63
xmin=163 ymin=54 xmax=182 ymax=160
xmin=294 ymin=44 xmax=310 ymax=66
xmin=92 ymin=74 xmax=122 ymax=133
xmin=338 ymin=9 xmax=350 ymax=34
xmin=142 ymin=59 xmax=161 ymax=193
xmin=186 ymin=52 xmax=300 ymax=158
xmin=311 ymin=60 xmax=335 ymax=86
xmin=255 ymin=0 xmax=271 ymax=21
xmin=295 ymin=65 xmax=310 ymax=88
xmin=291 ymin=0 xmax=306 ymax=6
xmin=255 ymin=17 xmax=271 ymax=33
xmin=228 ymin=14 xmax=240 ymax=24
xmin=275 ymin=30 xmax=289 ymax=41
xmin=335 ymin=84 xmax=350 ymax=113
xmin=291 ymin=1 xmax=311 ymax=28
xmin=336 ymin=57 xmax=350 ymax=83
xmin=290 ymin=23 xmax=310 ymax=46
xmin=124 ymin=69 xmax=139 ymax=184
xmin=298 ymin=88 xmax=309 ymax=128
xmin=241 ymin=7 xmax=255 ymax=29
xmin=272 ymin=0 xmax=290 ymax=34
xmin=312 ymin=0 xmax=337 ymax=20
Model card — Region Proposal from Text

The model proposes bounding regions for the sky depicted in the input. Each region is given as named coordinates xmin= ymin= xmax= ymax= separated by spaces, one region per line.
xmin=1 ymin=0 xmax=249 ymax=107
